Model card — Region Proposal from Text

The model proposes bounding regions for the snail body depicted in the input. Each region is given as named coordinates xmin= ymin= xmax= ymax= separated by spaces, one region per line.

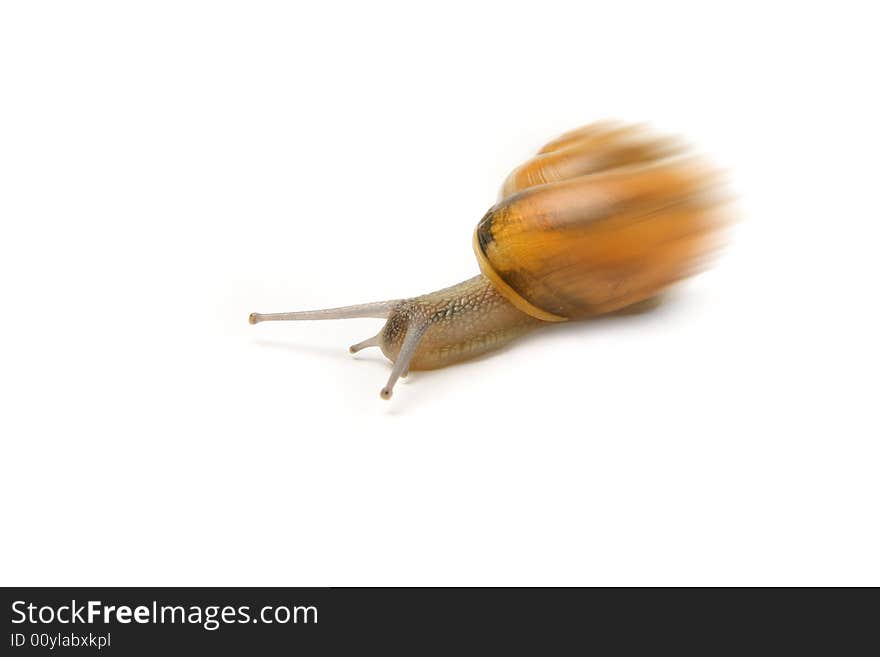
xmin=250 ymin=121 xmax=725 ymax=399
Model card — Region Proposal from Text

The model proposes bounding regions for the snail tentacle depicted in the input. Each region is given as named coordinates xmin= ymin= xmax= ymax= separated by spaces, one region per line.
xmin=349 ymin=332 xmax=383 ymax=354
xmin=249 ymin=300 xmax=398 ymax=324
xmin=380 ymin=321 xmax=428 ymax=400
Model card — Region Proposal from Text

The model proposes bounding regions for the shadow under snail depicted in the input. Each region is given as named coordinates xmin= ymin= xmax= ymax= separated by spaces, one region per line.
xmin=249 ymin=121 xmax=727 ymax=399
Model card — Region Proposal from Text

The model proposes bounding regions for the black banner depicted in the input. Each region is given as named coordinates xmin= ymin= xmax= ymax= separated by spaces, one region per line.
xmin=1 ymin=588 xmax=874 ymax=653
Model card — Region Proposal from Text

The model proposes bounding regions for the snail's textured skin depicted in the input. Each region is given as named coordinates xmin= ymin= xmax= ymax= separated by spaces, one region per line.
xmin=378 ymin=275 xmax=540 ymax=370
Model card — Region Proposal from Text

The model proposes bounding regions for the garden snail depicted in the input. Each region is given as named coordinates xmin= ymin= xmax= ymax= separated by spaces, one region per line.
xmin=249 ymin=121 xmax=726 ymax=399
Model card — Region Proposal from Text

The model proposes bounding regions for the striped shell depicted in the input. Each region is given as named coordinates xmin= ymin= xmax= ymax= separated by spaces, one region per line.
xmin=473 ymin=122 xmax=726 ymax=321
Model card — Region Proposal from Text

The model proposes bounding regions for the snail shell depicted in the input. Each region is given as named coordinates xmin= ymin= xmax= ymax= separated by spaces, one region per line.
xmin=475 ymin=123 xmax=724 ymax=321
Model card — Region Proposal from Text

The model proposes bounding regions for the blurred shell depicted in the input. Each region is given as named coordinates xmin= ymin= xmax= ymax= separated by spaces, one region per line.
xmin=475 ymin=122 xmax=726 ymax=321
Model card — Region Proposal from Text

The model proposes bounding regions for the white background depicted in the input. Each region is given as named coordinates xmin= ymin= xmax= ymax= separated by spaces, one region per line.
xmin=2 ymin=1 xmax=878 ymax=586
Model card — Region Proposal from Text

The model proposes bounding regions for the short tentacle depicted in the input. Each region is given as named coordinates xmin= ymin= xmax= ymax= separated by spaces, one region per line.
xmin=349 ymin=332 xmax=383 ymax=354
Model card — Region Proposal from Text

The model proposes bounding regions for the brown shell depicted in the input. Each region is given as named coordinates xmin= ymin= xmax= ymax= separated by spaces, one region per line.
xmin=474 ymin=123 xmax=726 ymax=322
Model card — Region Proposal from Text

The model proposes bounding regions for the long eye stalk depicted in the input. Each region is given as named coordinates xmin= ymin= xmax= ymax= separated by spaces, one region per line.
xmin=249 ymin=300 xmax=397 ymax=324
xmin=379 ymin=322 xmax=427 ymax=400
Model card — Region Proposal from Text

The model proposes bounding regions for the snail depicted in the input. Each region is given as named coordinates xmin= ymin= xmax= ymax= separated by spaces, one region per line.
xmin=249 ymin=121 xmax=726 ymax=399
